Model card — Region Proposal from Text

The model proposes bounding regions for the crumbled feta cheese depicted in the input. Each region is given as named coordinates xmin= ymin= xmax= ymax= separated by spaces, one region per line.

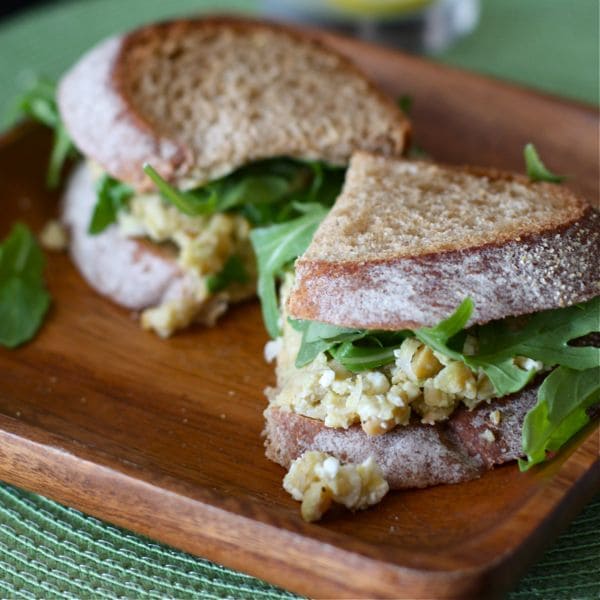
xmin=319 ymin=368 xmax=335 ymax=388
xmin=480 ymin=428 xmax=496 ymax=443
xmin=264 ymin=338 xmax=282 ymax=363
xmin=39 ymin=220 xmax=68 ymax=251
xmin=283 ymin=451 xmax=389 ymax=522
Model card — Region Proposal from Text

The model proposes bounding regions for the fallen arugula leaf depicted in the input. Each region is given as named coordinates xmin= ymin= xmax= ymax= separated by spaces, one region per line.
xmin=206 ymin=255 xmax=249 ymax=294
xmin=519 ymin=366 xmax=600 ymax=471
xmin=88 ymin=174 xmax=134 ymax=234
xmin=12 ymin=78 xmax=77 ymax=188
xmin=397 ymin=94 xmax=413 ymax=115
xmin=0 ymin=223 xmax=51 ymax=348
xmin=524 ymin=143 xmax=566 ymax=183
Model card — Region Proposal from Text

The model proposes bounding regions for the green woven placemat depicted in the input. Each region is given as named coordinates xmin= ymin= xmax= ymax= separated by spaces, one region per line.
xmin=0 ymin=482 xmax=598 ymax=599
xmin=0 ymin=0 xmax=598 ymax=597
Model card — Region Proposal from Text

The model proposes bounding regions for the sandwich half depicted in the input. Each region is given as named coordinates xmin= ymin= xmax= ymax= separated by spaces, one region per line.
xmin=264 ymin=152 xmax=599 ymax=518
xmin=57 ymin=17 xmax=410 ymax=336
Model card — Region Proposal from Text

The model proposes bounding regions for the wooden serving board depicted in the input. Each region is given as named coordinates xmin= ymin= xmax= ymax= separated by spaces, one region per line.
xmin=0 ymin=30 xmax=599 ymax=599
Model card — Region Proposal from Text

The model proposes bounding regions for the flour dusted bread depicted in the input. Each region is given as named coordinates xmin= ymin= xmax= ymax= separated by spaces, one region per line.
xmin=289 ymin=152 xmax=600 ymax=330
xmin=58 ymin=17 xmax=409 ymax=191
xmin=264 ymin=386 xmax=537 ymax=489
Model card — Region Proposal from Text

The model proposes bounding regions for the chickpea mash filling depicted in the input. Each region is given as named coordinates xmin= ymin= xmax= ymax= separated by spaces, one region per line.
xmin=117 ymin=194 xmax=256 ymax=337
xmin=283 ymin=451 xmax=389 ymax=522
xmin=271 ymin=277 xmax=545 ymax=437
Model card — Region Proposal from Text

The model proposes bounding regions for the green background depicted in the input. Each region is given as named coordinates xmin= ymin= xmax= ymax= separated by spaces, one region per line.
xmin=0 ymin=0 xmax=598 ymax=598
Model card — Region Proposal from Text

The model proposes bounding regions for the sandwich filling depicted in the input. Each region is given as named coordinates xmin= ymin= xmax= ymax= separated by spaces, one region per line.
xmin=270 ymin=275 xmax=599 ymax=471
xmin=85 ymin=158 xmax=345 ymax=336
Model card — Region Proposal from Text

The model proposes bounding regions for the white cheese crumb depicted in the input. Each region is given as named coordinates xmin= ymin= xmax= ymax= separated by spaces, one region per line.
xmin=283 ymin=451 xmax=389 ymax=522
xmin=489 ymin=409 xmax=502 ymax=425
xmin=321 ymin=456 xmax=340 ymax=478
xmin=319 ymin=368 xmax=335 ymax=388
xmin=264 ymin=338 xmax=282 ymax=363
xmin=39 ymin=220 xmax=68 ymax=251
xmin=480 ymin=428 xmax=496 ymax=443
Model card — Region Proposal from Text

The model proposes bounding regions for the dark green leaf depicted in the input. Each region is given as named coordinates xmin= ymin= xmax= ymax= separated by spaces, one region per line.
xmin=88 ymin=174 xmax=134 ymax=234
xmin=468 ymin=298 xmax=600 ymax=395
xmin=0 ymin=223 xmax=51 ymax=348
xmin=329 ymin=341 xmax=399 ymax=372
xmin=414 ymin=298 xmax=473 ymax=361
xmin=524 ymin=143 xmax=566 ymax=183
xmin=206 ymin=255 xmax=249 ymax=294
xmin=519 ymin=366 xmax=600 ymax=470
xmin=12 ymin=78 xmax=77 ymax=188
xmin=143 ymin=164 xmax=216 ymax=216
xmin=250 ymin=206 xmax=329 ymax=338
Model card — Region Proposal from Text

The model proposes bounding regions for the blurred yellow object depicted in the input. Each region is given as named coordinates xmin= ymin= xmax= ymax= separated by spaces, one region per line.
xmin=327 ymin=0 xmax=434 ymax=17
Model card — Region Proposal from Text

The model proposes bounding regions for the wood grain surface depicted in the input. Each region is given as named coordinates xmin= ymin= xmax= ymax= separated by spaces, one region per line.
xmin=0 ymin=30 xmax=599 ymax=599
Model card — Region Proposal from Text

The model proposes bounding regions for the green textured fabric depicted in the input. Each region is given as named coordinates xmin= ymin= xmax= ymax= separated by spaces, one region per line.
xmin=0 ymin=481 xmax=598 ymax=599
xmin=0 ymin=0 xmax=598 ymax=597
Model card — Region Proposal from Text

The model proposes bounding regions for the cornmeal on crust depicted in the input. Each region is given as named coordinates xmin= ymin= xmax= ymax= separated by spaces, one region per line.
xmin=58 ymin=17 xmax=409 ymax=192
xmin=289 ymin=152 xmax=600 ymax=330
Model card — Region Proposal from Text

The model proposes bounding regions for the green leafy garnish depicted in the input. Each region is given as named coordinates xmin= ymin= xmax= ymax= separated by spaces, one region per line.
xmin=144 ymin=159 xmax=344 ymax=227
xmin=519 ymin=366 xmax=600 ymax=471
xmin=206 ymin=255 xmax=249 ymax=294
xmin=524 ymin=143 xmax=566 ymax=183
xmin=12 ymin=78 xmax=77 ymax=188
xmin=291 ymin=318 xmax=411 ymax=371
xmin=251 ymin=206 xmax=329 ymax=339
xmin=468 ymin=299 xmax=599 ymax=395
xmin=0 ymin=223 xmax=51 ymax=348
xmin=88 ymin=174 xmax=134 ymax=234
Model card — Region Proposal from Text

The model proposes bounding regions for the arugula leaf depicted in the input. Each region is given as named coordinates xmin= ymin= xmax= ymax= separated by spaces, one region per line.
xmin=250 ymin=206 xmax=329 ymax=338
xmin=524 ymin=143 xmax=566 ymax=183
xmin=12 ymin=78 xmax=77 ymax=188
xmin=414 ymin=298 xmax=473 ymax=360
xmin=519 ymin=366 xmax=600 ymax=471
xmin=143 ymin=164 xmax=217 ymax=216
xmin=329 ymin=341 xmax=400 ymax=372
xmin=144 ymin=159 xmax=344 ymax=226
xmin=88 ymin=174 xmax=134 ymax=234
xmin=206 ymin=255 xmax=249 ymax=294
xmin=468 ymin=299 xmax=600 ymax=395
xmin=0 ymin=223 xmax=51 ymax=348
xmin=290 ymin=319 xmax=365 ymax=367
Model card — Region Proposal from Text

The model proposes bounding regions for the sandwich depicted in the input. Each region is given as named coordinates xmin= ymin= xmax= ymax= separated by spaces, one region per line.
xmin=48 ymin=17 xmax=409 ymax=337
xmin=263 ymin=152 xmax=599 ymax=521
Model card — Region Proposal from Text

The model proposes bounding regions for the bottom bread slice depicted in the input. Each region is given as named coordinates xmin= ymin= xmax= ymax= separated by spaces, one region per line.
xmin=264 ymin=387 xmax=537 ymax=489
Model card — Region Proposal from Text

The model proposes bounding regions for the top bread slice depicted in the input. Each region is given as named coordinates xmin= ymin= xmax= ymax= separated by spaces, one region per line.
xmin=58 ymin=16 xmax=409 ymax=192
xmin=288 ymin=152 xmax=600 ymax=329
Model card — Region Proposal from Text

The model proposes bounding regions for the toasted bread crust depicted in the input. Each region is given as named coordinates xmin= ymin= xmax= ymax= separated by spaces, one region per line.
xmin=289 ymin=159 xmax=600 ymax=329
xmin=264 ymin=387 xmax=537 ymax=489
xmin=58 ymin=16 xmax=409 ymax=192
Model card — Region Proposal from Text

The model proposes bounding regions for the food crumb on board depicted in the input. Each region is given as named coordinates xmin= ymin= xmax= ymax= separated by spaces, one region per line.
xmin=39 ymin=219 xmax=68 ymax=251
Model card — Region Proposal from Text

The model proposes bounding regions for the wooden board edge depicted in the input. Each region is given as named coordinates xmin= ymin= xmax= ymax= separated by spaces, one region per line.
xmin=0 ymin=412 xmax=598 ymax=598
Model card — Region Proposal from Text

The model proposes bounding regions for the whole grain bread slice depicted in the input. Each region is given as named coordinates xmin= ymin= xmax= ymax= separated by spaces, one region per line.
xmin=288 ymin=152 xmax=600 ymax=329
xmin=58 ymin=17 xmax=409 ymax=192
xmin=264 ymin=386 xmax=538 ymax=489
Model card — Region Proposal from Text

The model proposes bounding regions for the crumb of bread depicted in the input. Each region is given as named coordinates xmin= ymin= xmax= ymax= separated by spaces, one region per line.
xmin=283 ymin=450 xmax=389 ymax=522
xmin=40 ymin=220 xmax=68 ymax=251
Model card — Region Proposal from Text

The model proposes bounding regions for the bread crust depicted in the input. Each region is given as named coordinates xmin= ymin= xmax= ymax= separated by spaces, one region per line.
xmin=289 ymin=160 xmax=600 ymax=329
xmin=58 ymin=16 xmax=409 ymax=192
xmin=264 ymin=386 xmax=538 ymax=489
